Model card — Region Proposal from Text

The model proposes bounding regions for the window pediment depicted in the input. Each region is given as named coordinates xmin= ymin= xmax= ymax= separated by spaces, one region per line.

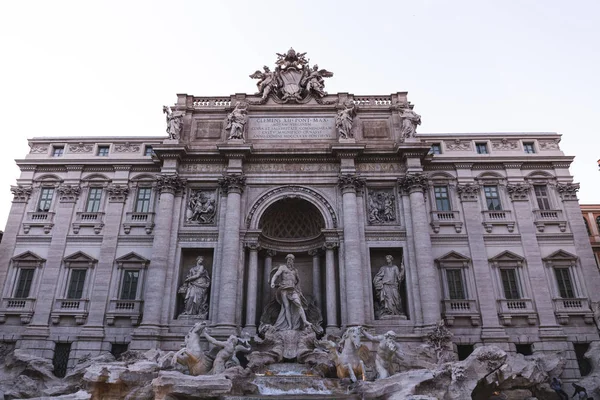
xmin=12 ymin=251 xmax=46 ymax=267
xmin=63 ymin=251 xmax=97 ymax=267
xmin=543 ymin=249 xmax=577 ymax=266
xmin=489 ymin=250 xmax=525 ymax=267
xmin=115 ymin=252 xmax=149 ymax=268
xmin=436 ymin=251 xmax=470 ymax=267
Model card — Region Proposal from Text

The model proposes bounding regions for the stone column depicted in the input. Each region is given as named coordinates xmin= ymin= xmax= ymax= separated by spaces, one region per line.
xmin=245 ymin=243 xmax=260 ymax=329
xmin=309 ymin=249 xmax=322 ymax=306
xmin=324 ymin=242 xmax=338 ymax=329
xmin=398 ymin=173 xmax=440 ymax=328
xmin=263 ymin=250 xmax=276 ymax=307
xmin=138 ymin=174 xmax=186 ymax=330
xmin=215 ymin=174 xmax=245 ymax=329
xmin=338 ymin=174 xmax=366 ymax=326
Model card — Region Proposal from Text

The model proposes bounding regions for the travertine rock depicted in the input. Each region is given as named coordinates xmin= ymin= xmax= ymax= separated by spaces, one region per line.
xmin=576 ymin=341 xmax=600 ymax=400
xmin=152 ymin=370 xmax=232 ymax=400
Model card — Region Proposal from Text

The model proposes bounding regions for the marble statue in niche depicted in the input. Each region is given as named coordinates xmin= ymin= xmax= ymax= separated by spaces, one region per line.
xmin=368 ymin=190 xmax=396 ymax=224
xmin=178 ymin=256 xmax=211 ymax=319
xmin=186 ymin=190 xmax=217 ymax=224
xmin=373 ymin=255 xmax=406 ymax=318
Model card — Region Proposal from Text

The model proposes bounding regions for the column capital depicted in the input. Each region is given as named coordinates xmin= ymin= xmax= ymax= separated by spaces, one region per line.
xmin=398 ymin=173 xmax=428 ymax=194
xmin=556 ymin=182 xmax=579 ymax=201
xmin=506 ymin=183 xmax=531 ymax=202
xmin=11 ymin=185 xmax=32 ymax=203
xmin=308 ymin=248 xmax=321 ymax=257
xmin=338 ymin=174 xmax=364 ymax=193
xmin=219 ymin=174 xmax=246 ymax=194
xmin=244 ymin=242 xmax=261 ymax=251
xmin=456 ymin=183 xmax=480 ymax=202
xmin=57 ymin=184 xmax=81 ymax=203
xmin=155 ymin=173 xmax=186 ymax=195
xmin=322 ymin=241 xmax=339 ymax=251
xmin=106 ymin=184 xmax=130 ymax=203
xmin=266 ymin=249 xmax=277 ymax=258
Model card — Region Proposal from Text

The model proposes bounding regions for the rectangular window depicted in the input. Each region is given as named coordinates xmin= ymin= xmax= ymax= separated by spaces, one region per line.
xmin=554 ymin=267 xmax=575 ymax=298
xmin=430 ymin=143 xmax=442 ymax=155
xmin=14 ymin=268 xmax=35 ymax=298
xmin=144 ymin=146 xmax=153 ymax=156
xmin=533 ymin=185 xmax=551 ymax=210
xmin=120 ymin=270 xmax=139 ymax=300
xmin=445 ymin=269 xmax=466 ymax=299
xmin=97 ymin=146 xmax=109 ymax=156
xmin=37 ymin=187 xmax=54 ymax=212
xmin=484 ymin=185 xmax=502 ymax=211
xmin=500 ymin=268 xmax=520 ymax=299
xmin=85 ymin=188 xmax=103 ymax=213
xmin=523 ymin=142 xmax=535 ymax=154
xmin=52 ymin=342 xmax=71 ymax=378
xmin=476 ymin=143 xmax=488 ymax=154
xmin=434 ymin=186 xmax=451 ymax=211
xmin=52 ymin=146 xmax=64 ymax=157
xmin=135 ymin=188 xmax=152 ymax=213
xmin=66 ymin=269 xmax=87 ymax=299
xmin=110 ymin=343 xmax=129 ymax=360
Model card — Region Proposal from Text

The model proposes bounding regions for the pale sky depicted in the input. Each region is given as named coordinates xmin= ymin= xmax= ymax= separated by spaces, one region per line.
xmin=0 ymin=1 xmax=599 ymax=230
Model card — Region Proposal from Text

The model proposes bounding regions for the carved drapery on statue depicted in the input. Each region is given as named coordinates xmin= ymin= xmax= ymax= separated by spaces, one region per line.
xmin=178 ymin=256 xmax=211 ymax=319
xmin=163 ymin=105 xmax=183 ymax=140
xmin=368 ymin=189 xmax=396 ymax=224
xmin=249 ymin=48 xmax=333 ymax=104
xmin=186 ymin=189 xmax=217 ymax=224
xmin=225 ymin=102 xmax=248 ymax=140
xmin=373 ymin=255 xmax=406 ymax=318
xmin=335 ymin=102 xmax=357 ymax=139
xmin=399 ymin=105 xmax=421 ymax=139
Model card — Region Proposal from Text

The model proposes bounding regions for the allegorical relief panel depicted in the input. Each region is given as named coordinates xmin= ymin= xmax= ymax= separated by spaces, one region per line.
xmin=186 ymin=189 xmax=217 ymax=224
xmin=367 ymin=189 xmax=397 ymax=225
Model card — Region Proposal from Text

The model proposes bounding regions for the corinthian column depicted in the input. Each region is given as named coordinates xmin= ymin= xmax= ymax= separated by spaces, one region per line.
xmin=323 ymin=241 xmax=338 ymax=330
xmin=309 ymin=249 xmax=322 ymax=307
xmin=245 ymin=242 xmax=260 ymax=329
xmin=215 ymin=174 xmax=246 ymax=328
xmin=338 ymin=174 xmax=366 ymax=326
xmin=398 ymin=173 xmax=440 ymax=328
xmin=139 ymin=174 xmax=186 ymax=329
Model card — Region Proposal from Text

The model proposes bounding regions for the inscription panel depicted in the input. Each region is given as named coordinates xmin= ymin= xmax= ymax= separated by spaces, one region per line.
xmin=248 ymin=117 xmax=336 ymax=140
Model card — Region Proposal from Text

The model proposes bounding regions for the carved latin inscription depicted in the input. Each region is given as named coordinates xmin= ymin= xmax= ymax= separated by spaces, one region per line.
xmin=247 ymin=117 xmax=336 ymax=140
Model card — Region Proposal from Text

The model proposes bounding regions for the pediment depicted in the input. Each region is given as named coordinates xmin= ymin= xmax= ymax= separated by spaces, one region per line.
xmin=115 ymin=252 xmax=149 ymax=265
xmin=489 ymin=250 xmax=525 ymax=263
xmin=12 ymin=251 xmax=46 ymax=263
xmin=63 ymin=251 xmax=97 ymax=264
xmin=543 ymin=249 xmax=577 ymax=262
xmin=436 ymin=251 xmax=470 ymax=263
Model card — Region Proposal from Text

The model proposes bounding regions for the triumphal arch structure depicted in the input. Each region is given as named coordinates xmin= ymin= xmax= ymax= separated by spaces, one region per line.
xmin=0 ymin=48 xmax=599 ymax=379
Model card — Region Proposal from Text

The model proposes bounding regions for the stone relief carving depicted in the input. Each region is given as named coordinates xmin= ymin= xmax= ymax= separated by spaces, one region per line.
xmin=30 ymin=145 xmax=49 ymax=154
xmin=57 ymin=184 xmax=81 ymax=202
xmin=398 ymin=173 xmax=428 ymax=193
xmin=163 ymin=105 xmax=183 ymax=140
xmin=218 ymin=174 xmax=246 ymax=194
xmin=114 ymin=142 xmax=141 ymax=153
xmin=491 ymin=139 xmax=518 ymax=150
xmin=249 ymin=48 xmax=333 ymax=104
xmin=538 ymin=139 xmax=560 ymax=150
xmin=178 ymin=256 xmax=211 ymax=319
xmin=69 ymin=143 xmax=94 ymax=153
xmin=186 ymin=189 xmax=217 ymax=224
xmin=399 ymin=106 xmax=421 ymax=139
xmin=445 ymin=139 xmax=472 ymax=151
xmin=156 ymin=173 xmax=186 ymax=195
xmin=11 ymin=185 xmax=32 ymax=202
xmin=456 ymin=184 xmax=480 ymax=202
xmin=373 ymin=255 xmax=406 ymax=318
xmin=556 ymin=182 xmax=579 ymax=201
xmin=335 ymin=102 xmax=357 ymax=139
xmin=368 ymin=190 xmax=396 ymax=224
xmin=225 ymin=102 xmax=248 ymax=140
xmin=106 ymin=184 xmax=129 ymax=203
xmin=506 ymin=183 xmax=531 ymax=201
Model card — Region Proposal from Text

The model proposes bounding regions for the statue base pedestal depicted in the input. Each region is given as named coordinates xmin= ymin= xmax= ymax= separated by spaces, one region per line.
xmin=377 ymin=314 xmax=407 ymax=321
xmin=177 ymin=314 xmax=208 ymax=321
xmin=338 ymin=138 xmax=356 ymax=143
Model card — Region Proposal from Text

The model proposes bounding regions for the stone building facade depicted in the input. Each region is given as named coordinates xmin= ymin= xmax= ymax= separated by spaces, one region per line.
xmin=0 ymin=51 xmax=599 ymax=380
xmin=582 ymin=204 xmax=600 ymax=268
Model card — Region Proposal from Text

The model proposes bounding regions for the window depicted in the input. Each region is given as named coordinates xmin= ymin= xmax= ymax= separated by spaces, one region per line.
xmin=584 ymin=218 xmax=591 ymax=236
xmin=52 ymin=342 xmax=71 ymax=378
xmin=456 ymin=344 xmax=474 ymax=361
xmin=483 ymin=185 xmax=502 ymax=211
xmin=434 ymin=186 xmax=451 ymax=211
xmin=110 ymin=343 xmax=129 ymax=360
xmin=554 ymin=267 xmax=575 ymax=298
xmin=500 ymin=268 xmax=520 ymax=299
xmin=476 ymin=143 xmax=488 ymax=154
xmin=144 ymin=146 xmax=153 ymax=156
xmin=135 ymin=188 xmax=152 ymax=213
xmin=85 ymin=188 xmax=103 ymax=213
xmin=574 ymin=343 xmax=592 ymax=377
xmin=533 ymin=185 xmax=551 ymax=210
xmin=120 ymin=270 xmax=140 ymax=300
xmin=66 ymin=269 xmax=87 ymax=299
xmin=37 ymin=187 xmax=54 ymax=212
xmin=430 ymin=143 xmax=441 ymax=155
xmin=97 ymin=146 xmax=109 ymax=156
xmin=516 ymin=344 xmax=533 ymax=356
xmin=523 ymin=142 xmax=535 ymax=154
xmin=445 ymin=269 xmax=466 ymax=299
xmin=52 ymin=146 xmax=64 ymax=157
xmin=14 ymin=268 xmax=35 ymax=298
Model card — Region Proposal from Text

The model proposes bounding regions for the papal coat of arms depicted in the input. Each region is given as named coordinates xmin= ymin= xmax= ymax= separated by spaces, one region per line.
xmin=249 ymin=48 xmax=333 ymax=104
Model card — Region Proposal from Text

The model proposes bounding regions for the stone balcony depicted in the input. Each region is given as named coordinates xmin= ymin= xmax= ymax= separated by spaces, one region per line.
xmin=441 ymin=299 xmax=480 ymax=326
xmin=0 ymin=298 xmax=36 ymax=324
xmin=481 ymin=210 xmax=515 ymax=233
xmin=552 ymin=297 xmax=594 ymax=325
xmin=72 ymin=212 xmax=105 ymax=234
xmin=106 ymin=299 xmax=143 ymax=325
xmin=50 ymin=298 xmax=89 ymax=325
xmin=533 ymin=209 xmax=567 ymax=233
xmin=123 ymin=212 xmax=155 ymax=235
xmin=497 ymin=298 xmax=537 ymax=325
xmin=430 ymin=211 xmax=463 ymax=233
xmin=23 ymin=211 xmax=55 ymax=234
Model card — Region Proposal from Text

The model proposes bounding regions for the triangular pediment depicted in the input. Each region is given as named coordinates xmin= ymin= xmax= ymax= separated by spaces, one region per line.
xmin=436 ymin=251 xmax=470 ymax=263
xmin=63 ymin=251 xmax=97 ymax=263
xmin=543 ymin=249 xmax=578 ymax=261
xmin=115 ymin=252 xmax=149 ymax=264
xmin=489 ymin=250 xmax=525 ymax=263
xmin=12 ymin=251 xmax=45 ymax=263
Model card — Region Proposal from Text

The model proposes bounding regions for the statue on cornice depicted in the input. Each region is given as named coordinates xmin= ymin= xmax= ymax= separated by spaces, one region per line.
xmin=163 ymin=105 xmax=183 ymax=140
xmin=335 ymin=102 xmax=357 ymax=139
xmin=249 ymin=66 xmax=279 ymax=102
xmin=301 ymin=64 xmax=333 ymax=98
xmin=225 ymin=102 xmax=248 ymax=140
xmin=276 ymin=48 xmax=308 ymax=69
xmin=399 ymin=106 xmax=421 ymax=139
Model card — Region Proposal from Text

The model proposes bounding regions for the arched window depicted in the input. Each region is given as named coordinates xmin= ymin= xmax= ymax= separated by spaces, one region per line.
xmin=584 ymin=218 xmax=591 ymax=236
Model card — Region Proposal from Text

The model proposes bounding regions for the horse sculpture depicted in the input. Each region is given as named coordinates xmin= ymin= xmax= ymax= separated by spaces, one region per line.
xmin=172 ymin=321 xmax=212 ymax=375
xmin=323 ymin=326 xmax=370 ymax=382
